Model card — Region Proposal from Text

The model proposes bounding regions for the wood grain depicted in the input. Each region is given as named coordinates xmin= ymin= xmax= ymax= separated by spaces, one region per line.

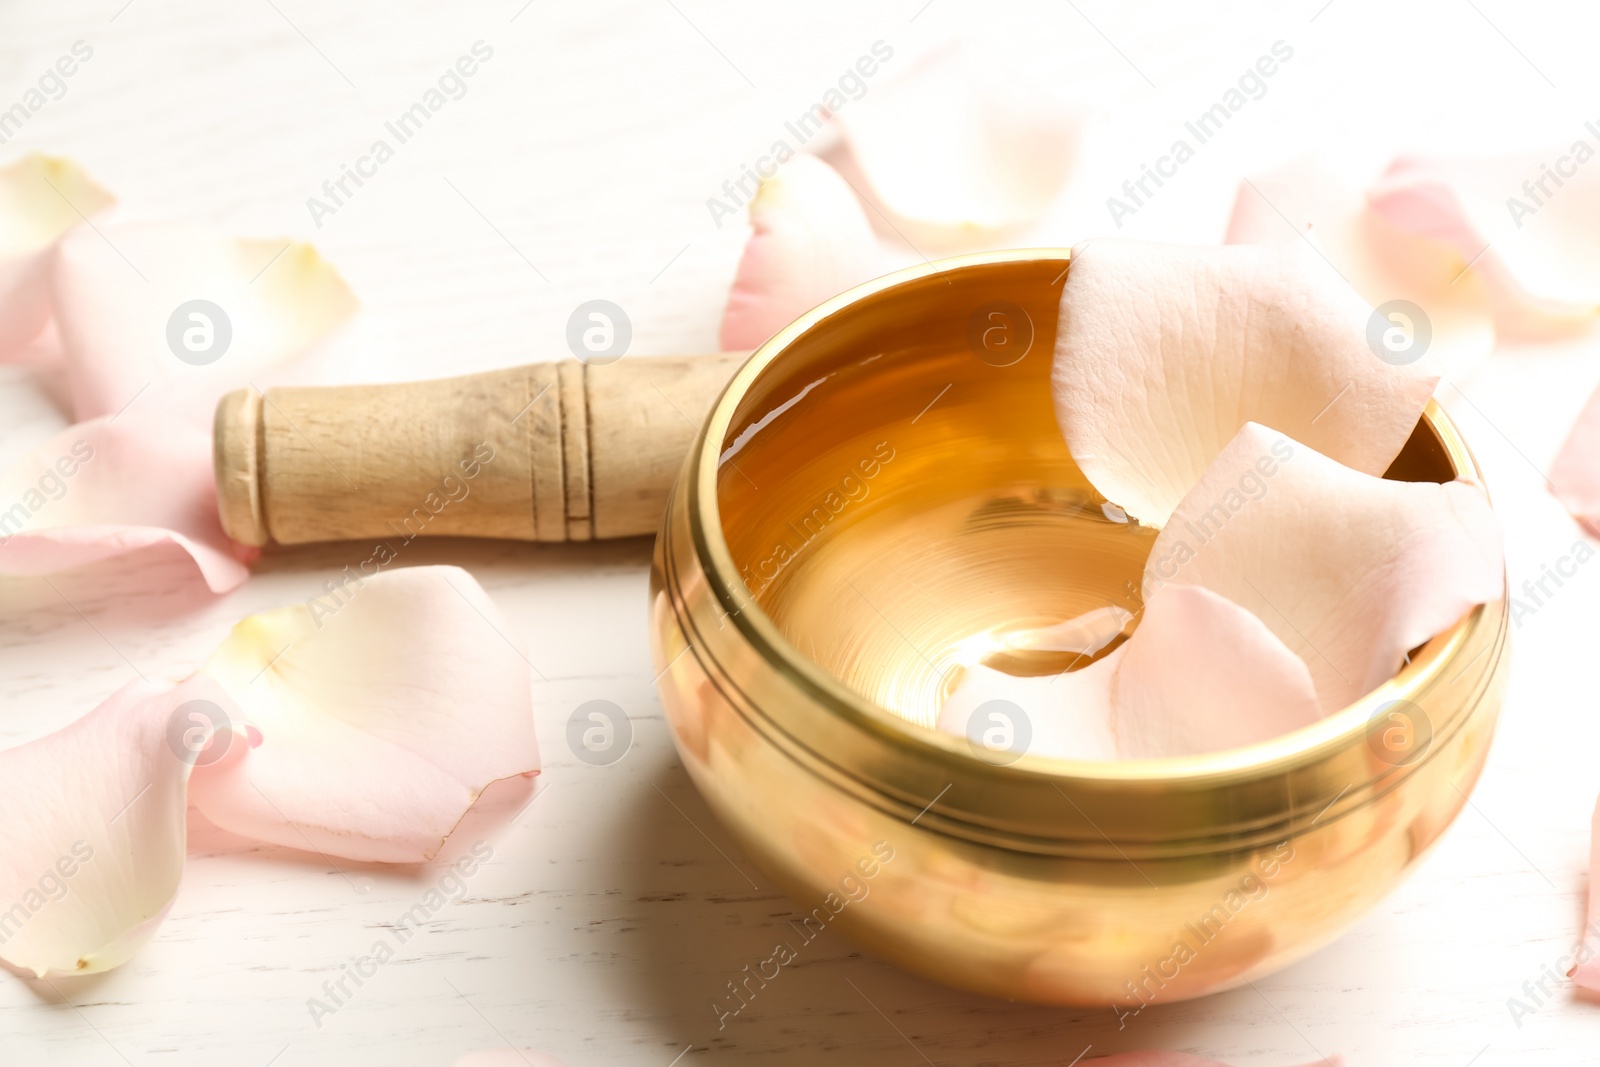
xmin=215 ymin=354 xmax=744 ymax=547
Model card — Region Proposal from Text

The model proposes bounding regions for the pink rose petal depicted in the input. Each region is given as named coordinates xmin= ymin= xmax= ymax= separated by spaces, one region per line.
xmin=1549 ymin=380 xmax=1600 ymax=536
xmin=823 ymin=41 xmax=1088 ymax=250
xmin=941 ymin=586 xmax=1319 ymax=761
xmin=2 ymin=568 xmax=539 ymax=977
xmin=1112 ymin=584 xmax=1321 ymax=759
xmin=0 ymin=674 xmax=237 ymax=977
xmin=51 ymin=221 xmax=356 ymax=422
xmin=942 ymin=423 xmax=1502 ymax=755
xmin=1001 ymin=604 xmax=1132 ymax=654
xmin=1146 ymin=423 xmax=1504 ymax=713
xmin=719 ymin=154 xmax=885 ymax=351
xmin=0 ymin=414 xmax=253 ymax=593
xmin=1053 ymin=238 xmax=1439 ymax=527
xmin=1570 ymin=790 xmax=1600 ymax=992
xmin=937 ymin=659 xmax=1119 ymax=761
xmin=1226 ymin=157 xmax=1495 ymax=378
xmin=190 ymin=566 xmax=540 ymax=863
xmin=0 ymin=154 xmax=114 ymax=359
xmin=1368 ymin=153 xmax=1600 ymax=337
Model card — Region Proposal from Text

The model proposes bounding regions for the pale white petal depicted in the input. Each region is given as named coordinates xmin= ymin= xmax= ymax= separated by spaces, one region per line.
xmin=719 ymin=154 xmax=884 ymax=350
xmin=1226 ymin=157 xmax=1495 ymax=378
xmin=1144 ymin=423 xmax=1504 ymax=712
xmin=1053 ymin=238 xmax=1438 ymax=526
xmin=1000 ymin=605 xmax=1133 ymax=654
xmin=0 ymin=414 xmax=252 ymax=592
xmin=825 ymin=43 xmax=1088 ymax=250
xmin=937 ymin=660 xmax=1118 ymax=762
xmin=942 ymin=588 xmax=1320 ymax=762
xmin=51 ymin=222 xmax=356 ymax=422
xmin=190 ymin=566 xmax=540 ymax=863
xmin=1111 ymin=584 xmax=1320 ymax=759
xmin=1571 ymin=790 xmax=1600 ymax=992
xmin=0 ymin=675 xmax=236 ymax=977
xmin=1551 ymin=380 xmax=1600 ymax=535
xmin=1368 ymin=153 xmax=1600 ymax=337
xmin=0 ymin=154 xmax=113 ymax=357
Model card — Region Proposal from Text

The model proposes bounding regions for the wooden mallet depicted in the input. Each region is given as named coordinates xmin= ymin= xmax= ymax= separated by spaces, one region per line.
xmin=213 ymin=354 xmax=745 ymax=547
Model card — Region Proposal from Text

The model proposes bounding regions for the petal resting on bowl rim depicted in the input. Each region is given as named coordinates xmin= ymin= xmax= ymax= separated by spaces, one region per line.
xmin=1052 ymin=238 xmax=1439 ymax=528
xmin=1146 ymin=423 xmax=1504 ymax=714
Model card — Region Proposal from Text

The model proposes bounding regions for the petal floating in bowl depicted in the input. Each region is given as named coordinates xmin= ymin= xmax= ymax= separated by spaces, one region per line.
xmin=940 ymin=585 xmax=1318 ymax=761
xmin=999 ymin=604 xmax=1133 ymax=655
xmin=937 ymin=659 xmax=1118 ymax=762
xmin=942 ymin=423 xmax=1503 ymax=756
xmin=1111 ymin=583 xmax=1320 ymax=759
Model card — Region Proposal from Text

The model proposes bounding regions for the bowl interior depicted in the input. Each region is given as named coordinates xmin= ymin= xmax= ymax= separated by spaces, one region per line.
xmin=715 ymin=253 xmax=1456 ymax=734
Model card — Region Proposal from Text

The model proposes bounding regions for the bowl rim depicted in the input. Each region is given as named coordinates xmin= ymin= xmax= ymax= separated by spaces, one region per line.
xmin=684 ymin=247 xmax=1501 ymax=789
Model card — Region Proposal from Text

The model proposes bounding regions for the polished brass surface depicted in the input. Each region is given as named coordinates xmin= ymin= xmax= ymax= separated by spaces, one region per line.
xmin=649 ymin=250 xmax=1508 ymax=1006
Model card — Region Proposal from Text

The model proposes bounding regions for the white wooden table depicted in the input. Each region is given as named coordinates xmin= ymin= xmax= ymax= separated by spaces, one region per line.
xmin=2 ymin=2 xmax=1599 ymax=1063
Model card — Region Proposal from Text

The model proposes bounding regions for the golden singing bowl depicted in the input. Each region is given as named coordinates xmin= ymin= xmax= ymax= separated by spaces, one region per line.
xmin=648 ymin=249 xmax=1508 ymax=1006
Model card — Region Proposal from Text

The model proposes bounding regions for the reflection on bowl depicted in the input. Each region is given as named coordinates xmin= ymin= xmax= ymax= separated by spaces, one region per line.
xmin=650 ymin=249 xmax=1508 ymax=1006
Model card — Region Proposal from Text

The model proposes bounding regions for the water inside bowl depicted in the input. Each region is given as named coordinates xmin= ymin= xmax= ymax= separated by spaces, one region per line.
xmin=715 ymin=274 xmax=1156 ymax=729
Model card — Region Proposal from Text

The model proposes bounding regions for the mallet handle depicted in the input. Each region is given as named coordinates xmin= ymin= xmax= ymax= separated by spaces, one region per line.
xmin=214 ymin=354 xmax=745 ymax=546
